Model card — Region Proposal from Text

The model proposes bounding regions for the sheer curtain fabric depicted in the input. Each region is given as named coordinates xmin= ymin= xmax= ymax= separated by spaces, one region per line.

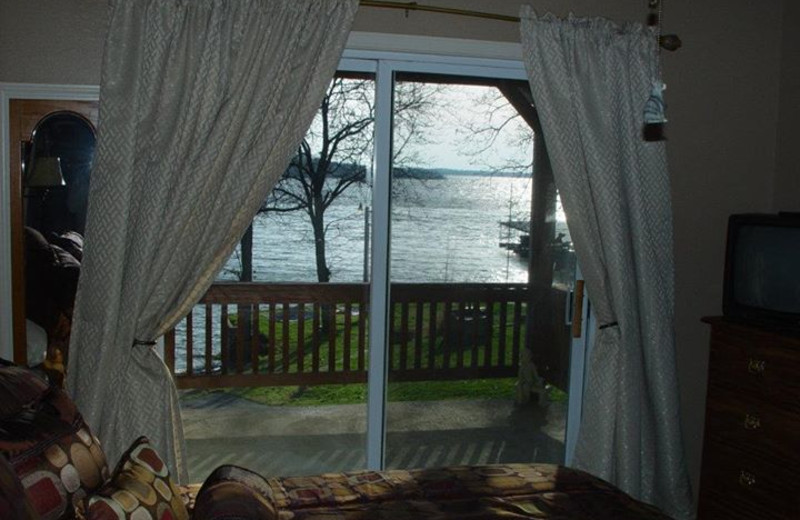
xmin=67 ymin=0 xmax=358 ymax=481
xmin=519 ymin=7 xmax=693 ymax=519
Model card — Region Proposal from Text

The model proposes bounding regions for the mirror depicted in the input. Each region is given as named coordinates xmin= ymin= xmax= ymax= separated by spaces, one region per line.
xmin=18 ymin=109 xmax=96 ymax=376
xmin=24 ymin=111 xmax=96 ymax=235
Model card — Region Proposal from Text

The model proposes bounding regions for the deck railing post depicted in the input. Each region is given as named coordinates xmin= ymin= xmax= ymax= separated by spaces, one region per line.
xmin=251 ymin=304 xmax=260 ymax=374
xmin=297 ymin=303 xmax=306 ymax=373
xmin=221 ymin=305 xmax=229 ymax=375
xmin=204 ymin=304 xmax=213 ymax=374
xmin=186 ymin=312 xmax=193 ymax=376
xmin=164 ymin=328 xmax=175 ymax=375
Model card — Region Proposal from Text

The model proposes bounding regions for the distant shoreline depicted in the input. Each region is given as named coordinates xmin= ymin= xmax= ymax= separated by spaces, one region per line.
xmin=390 ymin=166 xmax=532 ymax=180
xmin=435 ymin=167 xmax=530 ymax=178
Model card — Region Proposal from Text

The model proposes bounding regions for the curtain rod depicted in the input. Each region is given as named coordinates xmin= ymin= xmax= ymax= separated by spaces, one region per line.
xmin=359 ymin=1 xmax=682 ymax=51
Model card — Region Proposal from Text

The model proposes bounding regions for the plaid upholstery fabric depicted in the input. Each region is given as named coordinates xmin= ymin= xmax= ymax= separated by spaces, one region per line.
xmin=192 ymin=464 xmax=672 ymax=520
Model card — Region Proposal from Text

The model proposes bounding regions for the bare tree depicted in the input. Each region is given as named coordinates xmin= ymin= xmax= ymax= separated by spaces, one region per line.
xmin=455 ymin=82 xmax=535 ymax=177
xmin=260 ymin=75 xmax=443 ymax=283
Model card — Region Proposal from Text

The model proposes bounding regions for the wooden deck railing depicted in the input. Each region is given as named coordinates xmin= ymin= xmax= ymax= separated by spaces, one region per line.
xmin=164 ymin=282 xmax=533 ymax=389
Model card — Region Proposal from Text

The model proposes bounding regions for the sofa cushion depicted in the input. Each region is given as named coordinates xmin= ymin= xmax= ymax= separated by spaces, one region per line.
xmin=262 ymin=464 xmax=673 ymax=520
xmin=0 ymin=363 xmax=109 ymax=520
xmin=81 ymin=437 xmax=187 ymax=520
xmin=193 ymin=465 xmax=276 ymax=520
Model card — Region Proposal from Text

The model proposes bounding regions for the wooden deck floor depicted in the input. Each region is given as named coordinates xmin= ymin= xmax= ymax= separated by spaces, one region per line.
xmin=180 ymin=394 xmax=566 ymax=483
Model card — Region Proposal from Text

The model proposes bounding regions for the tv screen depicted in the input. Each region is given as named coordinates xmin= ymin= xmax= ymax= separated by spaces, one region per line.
xmin=724 ymin=213 xmax=800 ymax=326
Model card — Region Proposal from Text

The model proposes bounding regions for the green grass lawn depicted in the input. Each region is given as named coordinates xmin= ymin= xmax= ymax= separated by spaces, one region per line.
xmin=228 ymin=377 xmax=517 ymax=407
xmin=181 ymin=379 xmax=567 ymax=407
xmin=183 ymin=303 xmax=568 ymax=407
xmin=226 ymin=302 xmax=522 ymax=374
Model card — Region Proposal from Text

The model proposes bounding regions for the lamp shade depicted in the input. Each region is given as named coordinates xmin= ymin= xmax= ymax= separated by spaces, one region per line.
xmin=26 ymin=157 xmax=66 ymax=188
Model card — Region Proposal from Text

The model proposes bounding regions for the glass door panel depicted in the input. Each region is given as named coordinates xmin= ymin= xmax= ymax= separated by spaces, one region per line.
xmin=384 ymin=72 xmax=577 ymax=469
xmin=176 ymin=71 xmax=375 ymax=481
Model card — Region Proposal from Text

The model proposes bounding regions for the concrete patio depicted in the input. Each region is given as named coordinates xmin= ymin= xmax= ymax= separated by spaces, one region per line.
xmin=180 ymin=391 xmax=567 ymax=483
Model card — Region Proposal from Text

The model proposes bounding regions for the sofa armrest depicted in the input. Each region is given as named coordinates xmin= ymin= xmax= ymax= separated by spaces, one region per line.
xmin=193 ymin=465 xmax=277 ymax=520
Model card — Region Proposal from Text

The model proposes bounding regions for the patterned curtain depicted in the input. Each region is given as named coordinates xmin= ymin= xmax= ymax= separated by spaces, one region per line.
xmin=519 ymin=7 xmax=693 ymax=519
xmin=67 ymin=0 xmax=358 ymax=481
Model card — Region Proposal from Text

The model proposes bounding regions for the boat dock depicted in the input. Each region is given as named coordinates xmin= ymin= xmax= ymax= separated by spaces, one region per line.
xmin=499 ymin=220 xmax=530 ymax=257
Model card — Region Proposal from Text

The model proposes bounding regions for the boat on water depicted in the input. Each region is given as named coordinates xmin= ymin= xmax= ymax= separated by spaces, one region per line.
xmin=499 ymin=219 xmax=530 ymax=258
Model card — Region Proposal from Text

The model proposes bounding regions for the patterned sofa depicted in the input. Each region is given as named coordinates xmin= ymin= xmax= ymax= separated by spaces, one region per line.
xmin=194 ymin=463 xmax=674 ymax=520
xmin=1 ymin=361 xmax=673 ymax=520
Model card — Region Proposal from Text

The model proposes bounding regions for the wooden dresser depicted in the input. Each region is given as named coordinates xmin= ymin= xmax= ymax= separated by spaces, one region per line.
xmin=698 ymin=317 xmax=800 ymax=519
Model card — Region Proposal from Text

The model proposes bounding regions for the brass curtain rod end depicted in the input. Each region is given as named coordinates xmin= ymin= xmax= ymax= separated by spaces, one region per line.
xmin=659 ymin=34 xmax=682 ymax=51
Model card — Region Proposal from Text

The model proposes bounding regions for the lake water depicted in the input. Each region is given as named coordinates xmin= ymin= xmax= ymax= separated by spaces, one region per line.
xmin=219 ymin=175 xmax=542 ymax=284
xmin=175 ymin=174 xmax=569 ymax=371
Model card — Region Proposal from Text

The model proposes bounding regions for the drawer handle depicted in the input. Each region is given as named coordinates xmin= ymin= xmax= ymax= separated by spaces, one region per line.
xmin=743 ymin=414 xmax=761 ymax=430
xmin=739 ymin=470 xmax=756 ymax=488
xmin=747 ymin=358 xmax=766 ymax=375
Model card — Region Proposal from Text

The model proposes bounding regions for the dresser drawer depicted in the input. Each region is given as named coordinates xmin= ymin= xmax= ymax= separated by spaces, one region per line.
xmin=708 ymin=335 xmax=800 ymax=412
xmin=700 ymin=319 xmax=800 ymax=520
xmin=704 ymin=394 xmax=799 ymax=465
xmin=698 ymin=442 xmax=799 ymax=520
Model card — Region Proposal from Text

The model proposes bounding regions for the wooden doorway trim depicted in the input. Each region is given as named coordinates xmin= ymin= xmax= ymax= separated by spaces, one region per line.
xmin=1 ymin=83 xmax=99 ymax=363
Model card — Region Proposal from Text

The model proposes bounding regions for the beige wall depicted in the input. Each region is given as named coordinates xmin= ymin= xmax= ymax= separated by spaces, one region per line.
xmin=1 ymin=0 xmax=790 ymax=507
xmin=775 ymin=0 xmax=800 ymax=211
xmin=0 ymin=1 xmax=107 ymax=85
xmin=661 ymin=0 xmax=783 ymax=500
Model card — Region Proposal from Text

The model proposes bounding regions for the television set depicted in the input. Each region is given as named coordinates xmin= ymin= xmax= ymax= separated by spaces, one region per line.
xmin=723 ymin=212 xmax=800 ymax=329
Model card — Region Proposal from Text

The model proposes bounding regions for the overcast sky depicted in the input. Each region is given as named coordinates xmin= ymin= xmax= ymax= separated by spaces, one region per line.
xmin=405 ymin=83 xmax=533 ymax=171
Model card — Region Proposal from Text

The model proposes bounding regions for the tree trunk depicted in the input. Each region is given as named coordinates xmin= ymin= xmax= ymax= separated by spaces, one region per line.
xmin=233 ymin=224 xmax=254 ymax=371
xmin=311 ymin=205 xmax=330 ymax=283
xmin=241 ymin=224 xmax=253 ymax=282
xmin=310 ymin=202 xmax=334 ymax=336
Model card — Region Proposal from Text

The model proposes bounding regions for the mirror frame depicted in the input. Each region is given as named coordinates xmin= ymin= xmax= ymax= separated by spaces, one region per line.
xmin=1 ymin=87 xmax=99 ymax=365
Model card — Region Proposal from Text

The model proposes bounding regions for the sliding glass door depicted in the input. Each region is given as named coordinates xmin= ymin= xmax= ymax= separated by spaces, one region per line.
xmin=176 ymin=53 xmax=588 ymax=481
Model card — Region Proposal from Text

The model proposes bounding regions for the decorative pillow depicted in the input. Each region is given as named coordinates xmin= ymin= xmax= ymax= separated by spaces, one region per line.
xmin=0 ymin=363 xmax=109 ymax=520
xmin=0 ymin=454 xmax=39 ymax=520
xmin=193 ymin=465 xmax=276 ymax=520
xmin=81 ymin=437 xmax=188 ymax=520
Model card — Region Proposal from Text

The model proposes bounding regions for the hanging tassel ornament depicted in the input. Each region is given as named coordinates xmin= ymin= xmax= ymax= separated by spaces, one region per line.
xmin=644 ymin=81 xmax=667 ymax=124
xmin=644 ymin=0 xmax=668 ymax=136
